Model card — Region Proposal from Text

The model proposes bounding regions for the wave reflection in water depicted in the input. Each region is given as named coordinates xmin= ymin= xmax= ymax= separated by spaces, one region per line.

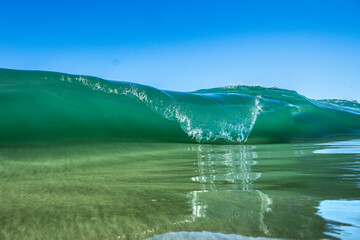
xmin=1 ymin=135 xmax=360 ymax=239
xmin=162 ymin=145 xmax=275 ymax=238
xmin=147 ymin=140 xmax=360 ymax=240
xmin=190 ymin=145 xmax=271 ymax=233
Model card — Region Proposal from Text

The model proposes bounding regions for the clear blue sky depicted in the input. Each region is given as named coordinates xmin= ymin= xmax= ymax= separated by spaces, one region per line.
xmin=1 ymin=0 xmax=359 ymax=100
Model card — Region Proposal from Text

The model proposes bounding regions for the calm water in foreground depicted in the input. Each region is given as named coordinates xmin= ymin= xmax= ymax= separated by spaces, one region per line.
xmin=0 ymin=139 xmax=360 ymax=240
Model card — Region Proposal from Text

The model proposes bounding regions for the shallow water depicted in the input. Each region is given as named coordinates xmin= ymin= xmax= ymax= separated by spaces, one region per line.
xmin=0 ymin=139 xmax=359 ymax=239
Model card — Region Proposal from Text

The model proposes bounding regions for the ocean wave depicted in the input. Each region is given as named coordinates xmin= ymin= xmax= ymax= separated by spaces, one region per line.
xmin=0 ymin=68 xmax=359 ymax=144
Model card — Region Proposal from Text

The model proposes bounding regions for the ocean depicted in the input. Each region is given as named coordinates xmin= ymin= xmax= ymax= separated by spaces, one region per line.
xmin=0 ymin=69 xmax=359 ymax=239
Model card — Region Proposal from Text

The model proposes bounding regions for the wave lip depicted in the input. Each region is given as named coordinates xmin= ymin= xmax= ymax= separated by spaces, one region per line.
xmin=0 ymin=68 xmax=359 ymax=144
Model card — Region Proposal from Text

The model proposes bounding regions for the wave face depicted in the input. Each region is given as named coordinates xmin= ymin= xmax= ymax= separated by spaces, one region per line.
xmin=0 ymin=69 xmax=359 ymax=144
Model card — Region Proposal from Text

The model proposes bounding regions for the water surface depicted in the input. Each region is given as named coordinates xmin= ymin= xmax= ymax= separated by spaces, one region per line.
xmin=1 ymin=139 xmax=359 ymax=239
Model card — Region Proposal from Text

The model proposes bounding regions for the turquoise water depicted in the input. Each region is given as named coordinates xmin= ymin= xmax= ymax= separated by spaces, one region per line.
xmin=0 ymin=69 xmax=360 ymax=239
xmin=1 ymin=68 xmax=359 ymax=144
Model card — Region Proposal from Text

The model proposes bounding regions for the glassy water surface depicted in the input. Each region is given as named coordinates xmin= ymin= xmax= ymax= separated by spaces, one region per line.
xmin=0 ymin=139 xmax=359 ymax=239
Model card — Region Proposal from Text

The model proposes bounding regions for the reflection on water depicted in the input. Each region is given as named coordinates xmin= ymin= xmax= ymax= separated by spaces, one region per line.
xmin=1 ymin=140 xmax=360 ymax=239
xmin=313 ymin=140 xmax=360 ymax=240
xmin=314 ymin=139 xmax=360 ymax=154
xmin=316 ymin=200 xmax=360 ymax=240
xmin=190 ymin=145 xmax=260 ymax=190
xmin=186 ymin=145 xmax=272 ymax=235
xmin=149 ymin=139 xmax=360 ymax=239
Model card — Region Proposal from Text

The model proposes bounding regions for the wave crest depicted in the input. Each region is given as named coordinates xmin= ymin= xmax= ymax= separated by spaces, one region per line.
xmin=0 ymin=68 xmax=359 ymax=144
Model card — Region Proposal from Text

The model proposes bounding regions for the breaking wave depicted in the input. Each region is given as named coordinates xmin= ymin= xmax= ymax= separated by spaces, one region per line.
xmin=0 ymin=69 xmax=359 ymax=144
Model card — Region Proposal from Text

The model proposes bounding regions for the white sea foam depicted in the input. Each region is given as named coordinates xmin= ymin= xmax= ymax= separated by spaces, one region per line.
xmin=65 ymin=75 xmax=263 ymax=143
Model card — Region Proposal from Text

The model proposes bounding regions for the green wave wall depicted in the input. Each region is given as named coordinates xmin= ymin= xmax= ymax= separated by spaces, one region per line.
xmin=1 ymin=68 xmax=359 ymax=144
